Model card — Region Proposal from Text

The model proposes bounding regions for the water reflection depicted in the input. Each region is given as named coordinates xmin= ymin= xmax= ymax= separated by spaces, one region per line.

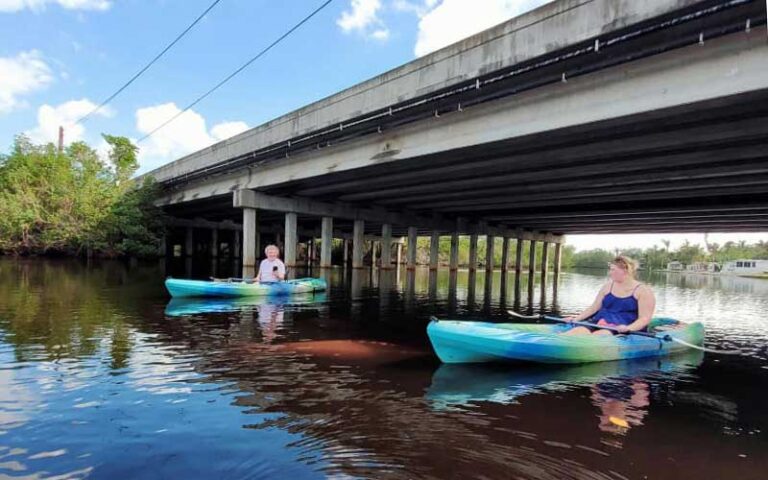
xmin=164 ymin=293 xmax=327 ymax=317
xmin=0 ymin=259 xmax=767 ymax=479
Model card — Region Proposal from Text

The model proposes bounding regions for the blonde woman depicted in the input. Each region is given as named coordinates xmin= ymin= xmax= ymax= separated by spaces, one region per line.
xmin=563 ymin=256 xmax=656 ymax=335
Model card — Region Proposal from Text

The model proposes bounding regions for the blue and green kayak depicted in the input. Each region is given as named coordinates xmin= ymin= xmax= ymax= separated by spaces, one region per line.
xmin=165 ymin=277 xmax=327 ymax=298
xmin=427 ymin=317 xmax=704 ymax=364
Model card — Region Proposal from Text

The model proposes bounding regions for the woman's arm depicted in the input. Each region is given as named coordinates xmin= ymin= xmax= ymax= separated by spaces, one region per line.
xmin=566 ymin=283 xmax=609 ymax=321
xmin=625 ymin=286 xmax=655 ymax=332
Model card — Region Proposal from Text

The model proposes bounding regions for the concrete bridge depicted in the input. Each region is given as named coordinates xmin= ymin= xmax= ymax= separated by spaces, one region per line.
xmin=145 ymin=0 xmax=768 ymax=276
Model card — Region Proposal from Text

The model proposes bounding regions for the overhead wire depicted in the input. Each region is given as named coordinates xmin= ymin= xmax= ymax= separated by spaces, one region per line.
xmin=74 ymin=0 xmax=225 ymax=126
xmin=137 ymin=0 xmax=336 ymax=144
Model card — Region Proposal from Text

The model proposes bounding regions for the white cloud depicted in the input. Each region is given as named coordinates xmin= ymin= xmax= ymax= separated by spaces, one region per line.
xmin=210 ymin=121 xmax=248 ymax=142
xmin=0 ymin=0 xmax=110 ymax=13
xmin=412 ymin=0 xmax=553 ymax=57
xmin=370 ymin=28 xmax=390 ymax=41
xmin=135 ymin=102 xmax=248 ymax=173
xmin=337 ymin=0 xmax=389 ymax=41
xmin=0 ymin=50 xmax=53 ymax=113
xmin=25 ymin=98 xmax=112 ymax=145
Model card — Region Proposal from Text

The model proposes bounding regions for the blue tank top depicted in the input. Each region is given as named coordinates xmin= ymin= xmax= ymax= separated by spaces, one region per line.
xmin=591 ymin=282 xmax=641 ymax=326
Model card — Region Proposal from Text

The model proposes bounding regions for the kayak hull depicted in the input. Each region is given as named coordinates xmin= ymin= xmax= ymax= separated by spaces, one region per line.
xmin=165 ymin=277 xmax=327 ymax=298
xmin=427 ymin=318 xmax=705 ymax=364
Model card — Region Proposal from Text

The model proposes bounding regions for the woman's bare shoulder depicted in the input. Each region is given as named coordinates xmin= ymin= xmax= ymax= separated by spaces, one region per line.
xmin=636 ymin=283 xmax=654 ymax=296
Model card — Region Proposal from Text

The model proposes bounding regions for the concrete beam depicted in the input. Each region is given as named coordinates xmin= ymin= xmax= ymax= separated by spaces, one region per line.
xmin=157 ymin=31 xmax=768 ymax=206
xmin=233 ymin=189 xmax=457 ymax=232
xmin=167 ymin=217 xmax=242 ymax=231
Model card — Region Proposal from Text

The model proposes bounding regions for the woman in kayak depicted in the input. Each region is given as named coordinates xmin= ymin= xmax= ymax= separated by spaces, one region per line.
xmin=563 ymin=255 xmax=656 ymax=335
xmin=255 ymin=245 xmax=286 ymax=283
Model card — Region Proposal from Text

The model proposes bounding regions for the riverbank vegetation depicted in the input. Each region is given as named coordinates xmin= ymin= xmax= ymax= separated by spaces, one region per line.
xmin=0 ymin=135 xmax=164 ymax=257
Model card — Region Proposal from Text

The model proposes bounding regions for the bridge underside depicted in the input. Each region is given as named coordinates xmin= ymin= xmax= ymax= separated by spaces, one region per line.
xmin=164 ymin=86 xmax=768 ymax=235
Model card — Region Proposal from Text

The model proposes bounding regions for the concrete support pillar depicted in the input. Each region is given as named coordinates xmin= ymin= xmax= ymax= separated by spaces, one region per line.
xmin=486 ymin=235 xmax=495 ymax=272
xmin=371 ymin=240 xmax=378 ymax=267
xmin=380 ymin=224 xmax=392 ymax=269
xmin=407 ymin=226 xmax=417 ymax=270
xmin=343 ymin=238 xmax=349 ymax=265
xmin=211 ymin=229 xmax=218 ymax=258
xmin=284 ymin=212 xmax=298 ymax=268
xmin=541 ymin=241 xmax=550 ymax=279
xmin=501 ymin=237 xmax=510 ymax=271
xmin=243 ymin=208 xmax=257 ymax=268
xmin=515 ymin=238 xmax=523 ymax=275
xmin=528 ymin=240 xmax=537 ymax=276
xmin=396 ymin=242 xmax=403 ymax=267
xmin=320 ymin=217 xmax=333 ymax=268
xmin=352 ymin=220 xmax=365 ymax=269
xmin=468 ymin=234 xmax=478 ymax=271
xmin=449 ymin=232 xmax=459 ymax=271
xmin=554 ymin=242 xmax=563 ymax=278
xmin=429 ymin=231 xmax=440 ymax=270
xmin=185 ymin=227 xmax=194 ymax=257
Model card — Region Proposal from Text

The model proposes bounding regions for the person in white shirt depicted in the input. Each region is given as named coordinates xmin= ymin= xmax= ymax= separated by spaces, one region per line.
xmin=255 ymin=244 xmax=286 ymax=283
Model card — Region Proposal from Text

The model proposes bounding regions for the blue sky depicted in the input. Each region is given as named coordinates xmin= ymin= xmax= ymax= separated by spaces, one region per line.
xmin=1 ymin=0 xmax=764 ymax=251
xmin=0 ymin=0 xmax=552 ymax=172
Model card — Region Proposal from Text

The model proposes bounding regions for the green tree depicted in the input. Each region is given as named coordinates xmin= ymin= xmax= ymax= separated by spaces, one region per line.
xmin=0 ymin=134 xmax=163 ymax=257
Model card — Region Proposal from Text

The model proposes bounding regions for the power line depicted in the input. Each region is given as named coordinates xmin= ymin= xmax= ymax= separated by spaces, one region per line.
xmin=138 ymin=0 xmax=336 ymax=144
xmin=75 ymin=0 xmax=225 ymax=126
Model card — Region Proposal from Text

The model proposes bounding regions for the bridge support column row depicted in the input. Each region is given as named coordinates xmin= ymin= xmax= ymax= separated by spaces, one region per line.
xmin=230 ymin=190 xmax=568 ymax=276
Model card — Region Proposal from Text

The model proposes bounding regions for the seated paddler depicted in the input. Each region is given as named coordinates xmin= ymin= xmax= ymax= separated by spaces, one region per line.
xmin=562 ymin=255 xmax=656 ymax=335
xmin=255 ymin=244 xmax=286 ymax=283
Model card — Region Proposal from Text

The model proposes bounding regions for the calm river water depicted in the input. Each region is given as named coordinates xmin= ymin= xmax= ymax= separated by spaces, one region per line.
xmin=0 ymin=258 xmax=766 ymax=479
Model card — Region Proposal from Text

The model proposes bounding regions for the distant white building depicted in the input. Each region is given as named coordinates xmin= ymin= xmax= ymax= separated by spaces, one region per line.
xmin=667 ymin=261 xmax=684 ymax=271
xmin=722 ymin=259 xmax=768 ymax=275
xmin=686 ymin=261 xmax=720 ymax=273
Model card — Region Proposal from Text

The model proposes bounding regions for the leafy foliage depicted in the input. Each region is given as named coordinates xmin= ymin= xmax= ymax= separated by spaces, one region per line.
xmin=0 ymin=135 xmax=164 ymax=257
